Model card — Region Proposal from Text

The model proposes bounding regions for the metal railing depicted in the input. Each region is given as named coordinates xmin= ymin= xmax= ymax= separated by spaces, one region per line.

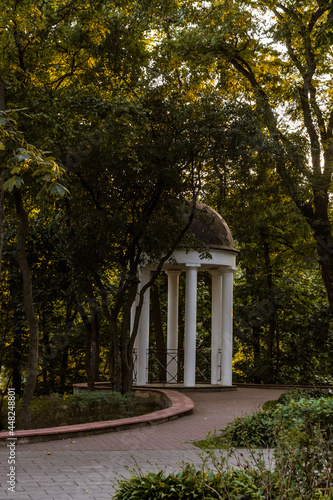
xmin=148 ymin=349 xmax=184 ymax=383
xmin=133 ymin=347 xmax=222 ymax=384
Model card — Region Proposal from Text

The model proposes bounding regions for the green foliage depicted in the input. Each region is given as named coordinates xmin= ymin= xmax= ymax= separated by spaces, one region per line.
xmin=274 ymin=414 xmax=333 ymax=497
xmin=217 ymin=410 xmax=277 ymax=448
xmin=114 ymin=466 xmax=220 ymax=500
xmin=1 ymin=391 xmax=159 ymax=430
xmin=262 ymin=388 xmax=333 ymax=411
xmin=114 ymin=452 xmax=333 ymax=499
xmin=0 ymin=110 xmax=66 ymax=196
xmin=277 ymin=388 xmax=333 ymax=405
xmin=114 ymin=464 xmax=270 ymax=500
xmin=195 ymin=390 xmax=333 ymax=449
xmin=262 ymin=400 xmax=279 ymax=411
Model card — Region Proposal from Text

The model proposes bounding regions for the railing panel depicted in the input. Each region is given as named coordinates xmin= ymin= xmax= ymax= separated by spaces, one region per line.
xmin=144 ymin=348 xmax=213 ymax=383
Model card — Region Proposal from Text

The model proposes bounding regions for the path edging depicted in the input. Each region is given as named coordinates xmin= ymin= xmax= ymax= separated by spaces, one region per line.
xmin=0 ymin=388 xmax=194 ymax=445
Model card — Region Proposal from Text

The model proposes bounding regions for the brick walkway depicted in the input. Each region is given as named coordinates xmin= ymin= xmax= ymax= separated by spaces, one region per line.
xmin=0 ymin=388 xmax=284 ymax=500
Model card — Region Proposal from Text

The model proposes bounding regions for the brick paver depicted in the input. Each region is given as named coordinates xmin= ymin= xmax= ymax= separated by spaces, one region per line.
xmin=0 ymin=388 xmax=284 ymax=500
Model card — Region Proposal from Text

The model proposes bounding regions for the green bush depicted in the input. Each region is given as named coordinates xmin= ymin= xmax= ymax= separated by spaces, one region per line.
xmin=196 ymin=390 xmax=333 ymax=450
xmin=8 ymin=391 xmax=160 ymax=429
xmin=263 ymin=388 xmax=332 ymax=411
xmin=114 ymin=460 xmax=333 ymax=499
xmin=227 ymin=397 xmax=332 ymax=449
xmin=114 ymin=464 xmax=271 ymax=499
xmin=262 ymin=399 xmax=279 ymax=411
xmin=273 ymin=398 xmax=333 ymax=496
xmin=114 ymin=466 xmax=220 ymax=500
xmin=218 ymin=409 xmax=276 ymax=448
xmin=274 ymin=397 xmax=333 ymax=438
xmin=277 ymin=387 xmax=332 ymax=405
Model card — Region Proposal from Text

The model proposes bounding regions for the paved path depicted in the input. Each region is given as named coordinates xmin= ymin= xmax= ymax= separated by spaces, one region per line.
xmin=0 ymin=388 xmax=284 ymax=500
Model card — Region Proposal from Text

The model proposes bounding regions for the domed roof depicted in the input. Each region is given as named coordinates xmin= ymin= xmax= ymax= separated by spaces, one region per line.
xmin=188 ymin=202 xmax=236 ymax=252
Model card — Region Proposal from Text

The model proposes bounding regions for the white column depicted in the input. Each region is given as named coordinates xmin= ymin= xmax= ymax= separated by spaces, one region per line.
xmin=136 ymin=267 xmax=150 ymax=386
xmin=184 ymin=265 xmax=199 ymax=387
xmin=165 ymin=270 xmax=181 ymax=383
xmin=210 ymin=270 xmax=223 ymax=385
xmin=221 ymin=267 xmax=234 ymax=386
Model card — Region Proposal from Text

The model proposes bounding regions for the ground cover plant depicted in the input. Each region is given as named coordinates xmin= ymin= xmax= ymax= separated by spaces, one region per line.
xmin=114 ymin=464 xmax=274 ymax=500
xmin=114 ymin=447 xmax=333 ymax=499
xmin=113 ymin=389 xmax=333 ymax=499
xmin=0 ymin=391 xmax=160 ymax=430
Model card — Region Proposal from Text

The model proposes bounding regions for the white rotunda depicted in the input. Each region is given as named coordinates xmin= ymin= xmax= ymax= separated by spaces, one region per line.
xmin=133 ymin=202 xmax=237 ymax=388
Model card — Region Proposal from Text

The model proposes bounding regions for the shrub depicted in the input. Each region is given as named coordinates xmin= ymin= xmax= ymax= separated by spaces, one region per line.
xmin=114 ymin=456 xmax=333 ymax=499
xmin=262 ymin=399 xmax=279 ymax=411
xmin=277 ymin=388 xmax=332 ymax=405
xmin=274 ymin=397 xmax=333 ymax=438
xmin=263 ymin=388 xmax=332 ymax=411
xmin=229 ymin=398 xmax=331 ymax=449
xmin=9 ymin=391 xmax=160 ymax=429
xmin=114 ymin=464 xmax=271 ymax=499
xmin=198 ymin=391 xmax=333 ymax=450
xmin=218 ymin=409 xmax=276 ymax=448
xmin=114 ymin=466 xmax=220 ymax=499
xmin=273 ymin=398 xmax=333 ymax=496
xmin=114 ymin=441 xmax=333 ymax=499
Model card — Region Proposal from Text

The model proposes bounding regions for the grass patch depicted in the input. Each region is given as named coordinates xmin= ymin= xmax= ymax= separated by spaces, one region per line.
xmin=1 ymin=391 xmax=160 ymax=430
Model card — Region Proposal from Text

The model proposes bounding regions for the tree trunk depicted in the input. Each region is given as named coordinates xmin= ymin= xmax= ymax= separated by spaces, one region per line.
xmin=94 ymin=275 xmax=122 ymax=392
xmin=14 ymin=190 xmax=39 ymax=430
xmin=88 ymin=298 xmax=100 ymax=383
xmin=60 ymin=347 xmax=69 ymax=392
xmin=121 ymin=282 xmax=139 ymax=393
xmin=151 ymin=284 xmax=166 ymax=382
xmin=9 ymin=277 xmax=24 ymax=397
xmin=0 ymin=173 xmax=4 ymax=278
xmin=85 ymin=324 xmax=94 ymax=391
xmin=40 ymin=307 xmax=53 ymax=393
xmin=0 ymin=72 xmax=5 ymax=277
xmin=108 ymin=315 xmax=122 ymax=391
xmin=312 ymin=219 xmax=333 ymax=313
xmin=77 ymin=303 xmax=95 ymax=391
xmin=252 ymin=325 xmax=261 ymax=384
xmin=60 ymin=303 xmax=77 ymax=391
xmin=263 ymin=238 xmax=276 ymax=384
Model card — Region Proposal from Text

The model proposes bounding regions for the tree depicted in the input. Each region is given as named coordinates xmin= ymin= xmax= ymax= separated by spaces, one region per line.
xmin=0 ymin=72 xmax=66 ymax=427
xmin=167 ymin=0 xmax=333 ymax=313
xmin=1 ymin=0 xmax=208 ymax=395
xmin=60 ymin=84 xmax=208 ymax=391
xmin=191 ymin=96 xmax=329 ymax=383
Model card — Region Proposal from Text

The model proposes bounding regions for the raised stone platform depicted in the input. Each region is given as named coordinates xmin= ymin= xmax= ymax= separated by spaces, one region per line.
xmin=139 ymin=383 xmax=237 ymax=392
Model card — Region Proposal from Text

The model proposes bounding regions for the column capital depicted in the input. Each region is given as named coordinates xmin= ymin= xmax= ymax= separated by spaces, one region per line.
xmin=221 ymin=266 xmax=237 ymax=274
xmin=209 ymin=268 xmax=223 ymax=276
xmin=165 ymin=269 xmax=182 ymax=277
xmin=185 ymin=263 xmax=201 ymax=269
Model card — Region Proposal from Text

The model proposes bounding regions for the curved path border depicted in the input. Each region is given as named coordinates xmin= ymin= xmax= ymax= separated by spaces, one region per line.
xmin=0 ymin=388 xmax=194 ymax=445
